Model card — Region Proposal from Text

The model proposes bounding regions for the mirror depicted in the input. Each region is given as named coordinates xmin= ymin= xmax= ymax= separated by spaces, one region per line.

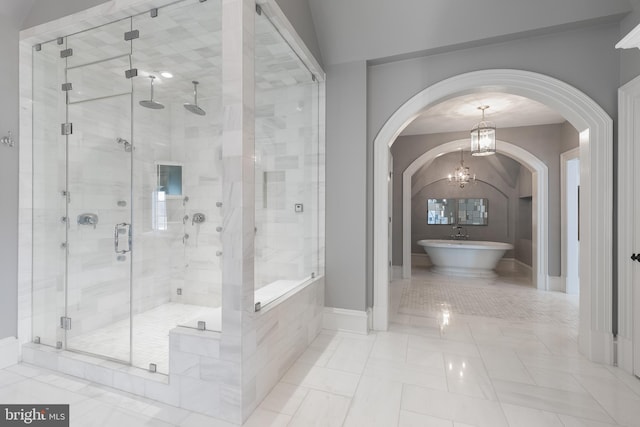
xmin=427 ymin=198 xmax=455 ymax=224
xmin=157 ymin=163 xmax=183 ymax=196
xmin=457 ymin=198 xmax=488 ymax=225
xmin=427 ymin=198 xmax=488 ymax=225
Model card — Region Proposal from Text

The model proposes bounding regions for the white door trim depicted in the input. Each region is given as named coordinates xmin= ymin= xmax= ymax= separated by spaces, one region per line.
xmin=373 ymin=69 xmax=613 ymax=366
xmin=401 ymin=139 xmax=548 ymax=292
xmin=561 ymin=148 xmax=580 ymax=295
xmin=617 ymin=75 xmax=640 ymax=374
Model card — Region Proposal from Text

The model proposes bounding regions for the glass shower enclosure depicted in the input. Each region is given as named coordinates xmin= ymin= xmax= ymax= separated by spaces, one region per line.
xmin=31 ymin=0 xmax=223 ymax=373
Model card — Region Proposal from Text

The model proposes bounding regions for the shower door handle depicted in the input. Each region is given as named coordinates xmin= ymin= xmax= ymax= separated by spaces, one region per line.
xmin=114 ymin=223 xmax=132 ymax=254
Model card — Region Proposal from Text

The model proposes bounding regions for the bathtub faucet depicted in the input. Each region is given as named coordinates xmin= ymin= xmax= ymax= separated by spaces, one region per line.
xmin=451 ymin=225 xmax=469 ymax=240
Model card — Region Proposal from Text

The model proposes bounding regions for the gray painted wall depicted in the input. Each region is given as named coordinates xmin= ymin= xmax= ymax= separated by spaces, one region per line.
xmin=273 ymin=0 xmax=324 ymax=68
xmin=321 ymin=24 xmax=624 ymax=312
xmin=307 ymin=0 xmax=631 ymax=66
xmin=390 ymin=123 xmax=578 ymax=277
xmin=325 ymin=61 xmax=368 ymax=311
xmin=22 ymin=0 xmax=108 ymax=29
xmin=368 ymin=23 xmax=621 ymax=143
xmin=0 ymin=15 xmax=20 ymax=340
xmin=410 ymin=152 xmax=523 ymax=259
xmin=620 ymin=0 xmax=640 ymax=85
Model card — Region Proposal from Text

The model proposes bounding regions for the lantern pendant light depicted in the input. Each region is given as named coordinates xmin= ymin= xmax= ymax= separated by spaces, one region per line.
xmin=470 ymin=105 xmax=496 ymax=156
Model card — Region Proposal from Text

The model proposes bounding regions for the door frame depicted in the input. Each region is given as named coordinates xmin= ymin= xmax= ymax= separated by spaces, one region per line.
xmin=561 ymin=148 xmax=580 ymax=295
xmin=616 ymin=74 xmax=640 ymax=374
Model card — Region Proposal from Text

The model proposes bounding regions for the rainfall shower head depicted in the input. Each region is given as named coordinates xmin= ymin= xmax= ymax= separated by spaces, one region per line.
xmin=139 ymin=76 xmax=164 ymax=110
xmin=184 ymin=81 xmax=206 ymax=116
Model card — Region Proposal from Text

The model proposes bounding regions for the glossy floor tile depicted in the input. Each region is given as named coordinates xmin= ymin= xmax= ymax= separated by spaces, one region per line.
xmin=3 ymin=268 xmax=639 ymax=426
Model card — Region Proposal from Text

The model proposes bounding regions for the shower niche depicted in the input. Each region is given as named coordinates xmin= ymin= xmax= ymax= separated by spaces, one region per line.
xmin=157 ymin=162 xmax=183 ymax=196
xmin=23 ymin=0 xmax=324 ymax=423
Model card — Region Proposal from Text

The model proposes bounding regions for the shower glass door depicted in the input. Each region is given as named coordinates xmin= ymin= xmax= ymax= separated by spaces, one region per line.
xmin=63 ymin=19 xmax=134 ymax=363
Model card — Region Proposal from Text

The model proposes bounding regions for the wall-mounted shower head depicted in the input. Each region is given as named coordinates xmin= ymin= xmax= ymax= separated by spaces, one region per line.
xmin=139 ymin=76 xmax=165 ymax=110
xmin=184 ymin=81 xmax=206 ymax=116
xmin=116 ymin=137 xmax=133 ymax=152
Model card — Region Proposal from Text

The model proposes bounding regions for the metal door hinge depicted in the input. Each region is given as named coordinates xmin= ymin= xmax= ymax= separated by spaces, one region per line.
xmin=34 ymin=44 xmax=42 ymax=52
xmin=60 ymin=316 xmax=72 ymax=330
xmin=57 ymin=37 xmax=64 ymax=45
xmin=256 ymin=4 xmax=262 ymax=15
xmin=61 ymin=123 xmax=73 ymax=135
xmin=124 ymin=30 xmax=139 ymax=41
xmin=150 ymin=8 xmax=158 ymax=18
xmin=125 ymin=68 xmax=138 ymax=79
xmin=60 ymin=48 xmax=73 ymax=58
xmin=61 ymin=83 xmax=72 ymax=92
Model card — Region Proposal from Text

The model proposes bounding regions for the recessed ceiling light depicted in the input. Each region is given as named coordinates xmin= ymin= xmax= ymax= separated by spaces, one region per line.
xmin=160 ymin=71 xmax=173 ymax=79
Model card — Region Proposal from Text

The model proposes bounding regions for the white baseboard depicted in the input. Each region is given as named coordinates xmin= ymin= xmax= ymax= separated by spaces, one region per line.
xmin=548 ymin=276 xmax=566 ymax=292
xmin=616 ymin=336 xmax=633 ymax=374
xmin=0 ymin=337 xmax=19 ymax=369
xmin=583 ymin=329 xmax=614 ymax=365
xmin=323 ymin=307 xmax=370 ymax=335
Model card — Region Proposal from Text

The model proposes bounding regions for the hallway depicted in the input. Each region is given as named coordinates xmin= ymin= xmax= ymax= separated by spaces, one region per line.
xmin=0 ymin=270 xmax=638 ymax=426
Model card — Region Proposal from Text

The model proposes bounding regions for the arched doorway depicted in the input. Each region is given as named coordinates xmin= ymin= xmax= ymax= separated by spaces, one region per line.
xmin=372 ymin=69 xmax=613 ymax=364
xmin=401 ymin=139 xmax=548 ymax=292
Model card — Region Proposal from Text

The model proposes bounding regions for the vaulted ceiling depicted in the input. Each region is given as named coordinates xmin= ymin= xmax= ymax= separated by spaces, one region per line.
xmin=307 ymin=0 xmax=632 ymax=65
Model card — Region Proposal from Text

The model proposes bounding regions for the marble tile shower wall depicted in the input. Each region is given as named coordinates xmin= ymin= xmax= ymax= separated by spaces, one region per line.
xmin=30 ymin=75 xmax=224 ymax=340
xmin=131 ymin=100 xmax=174 ymax=316
xmin=167 ymin=97 xmax=223 ymax=308
xmin=255 ymin=83 xmax=320 ymax=289
xmin=130 ymin=94 xmax=224 ymax=314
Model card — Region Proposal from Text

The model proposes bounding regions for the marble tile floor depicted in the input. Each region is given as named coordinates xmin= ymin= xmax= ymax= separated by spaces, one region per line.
xmin=3 ymin=269 xmax=640 ymax=426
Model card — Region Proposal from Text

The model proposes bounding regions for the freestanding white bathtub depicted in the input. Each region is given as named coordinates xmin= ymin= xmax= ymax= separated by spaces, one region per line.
xmin=417 ymin=239 xmax=514 ymax=278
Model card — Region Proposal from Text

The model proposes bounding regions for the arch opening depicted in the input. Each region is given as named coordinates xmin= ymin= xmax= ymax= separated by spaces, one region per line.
xmin=372 ymin=69 xmax=613 ymax=364
xmin=400 ymin=139 xmax=547 ymax=292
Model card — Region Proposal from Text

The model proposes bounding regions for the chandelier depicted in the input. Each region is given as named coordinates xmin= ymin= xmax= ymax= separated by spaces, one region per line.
xmin=470 ymin=105 xmax=496 ymax=156
xmin=448 ymin=150 xmax=476 ymax=188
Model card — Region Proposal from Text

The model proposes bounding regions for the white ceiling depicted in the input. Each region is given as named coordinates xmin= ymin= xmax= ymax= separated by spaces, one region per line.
xmin=400 ymin=92 xmax=566 ymax=136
